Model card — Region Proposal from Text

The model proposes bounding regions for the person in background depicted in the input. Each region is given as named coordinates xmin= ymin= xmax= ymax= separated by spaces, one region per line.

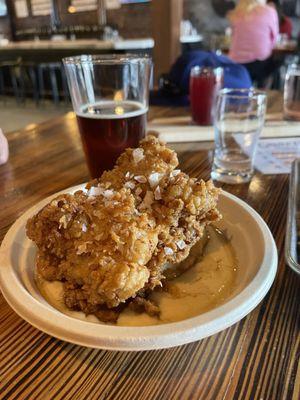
xmin=228 ymin=0 xmax=279 ymax=87
xmin=267 ymin=0 xmax=293 ymax=39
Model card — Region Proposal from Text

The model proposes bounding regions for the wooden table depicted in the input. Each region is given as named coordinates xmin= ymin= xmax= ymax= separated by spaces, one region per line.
xmin=273 ymin=40 xmax=298 ymax=56
xmin=221 ymin=40 xmax=298 ymax=56
xmin=0 ymin=93 xmax=299 ymax=400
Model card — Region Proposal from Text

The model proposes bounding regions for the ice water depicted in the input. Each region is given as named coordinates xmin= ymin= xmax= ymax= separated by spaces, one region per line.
xmin=284 ymin=69 xmax=300 ymax=121
xmin=76 ymin=100 xmax=147 ymax=178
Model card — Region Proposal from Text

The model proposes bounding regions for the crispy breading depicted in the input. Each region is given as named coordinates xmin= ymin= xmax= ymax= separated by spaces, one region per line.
xmin=26 ymin=136 xmax=221 ymax=317
xmin=27 ymin=188 xmax=158 ymax=307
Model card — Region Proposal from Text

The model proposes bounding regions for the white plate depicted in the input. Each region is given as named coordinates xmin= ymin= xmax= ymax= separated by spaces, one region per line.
xmin=0 ymin=185 xmax=277 ymax=351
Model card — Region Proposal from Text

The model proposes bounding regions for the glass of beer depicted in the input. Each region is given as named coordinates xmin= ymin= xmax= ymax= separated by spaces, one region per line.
xmin=63 ymin=54 xmax=152 ymax=178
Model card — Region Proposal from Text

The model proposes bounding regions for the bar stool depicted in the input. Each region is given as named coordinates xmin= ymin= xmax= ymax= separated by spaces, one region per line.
xmin=3 ymin=58 xmax=36 ymax=104
xmin=0 ymin=59 xmax=22 ymax=103
xmin=21 ymin=62 xmax=40 ymax=105
xmin=38 ymin=62 xmax=61 ymax=105
xmin=60 ymin=64 xmax=70 ymax=104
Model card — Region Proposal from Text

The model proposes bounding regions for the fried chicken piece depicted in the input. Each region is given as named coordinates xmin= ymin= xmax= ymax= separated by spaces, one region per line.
xmin=91 ymin=135 xmax=221 ymax=289
xmin=26 ymin=136 xmax=221 ymax=318
xmin=27 ymin=188 xmax=158 ymax=307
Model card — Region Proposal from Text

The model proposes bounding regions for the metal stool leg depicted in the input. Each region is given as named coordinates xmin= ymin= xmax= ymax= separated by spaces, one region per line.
xmin=19 ymin=66 xmax=26 ymax=105
xmin=49 ymin=66 xmax=59 ymax=105
xmin=28 ymin=66 xmax=39 ymax=105
xmin=61 ymin=66 xmax=70 ymax=104
xmin=10 ymin=66 xmax=21 ymax=104
xmin=0 ymin=68 xmax=5 ymax=103
xmin=38 ymin=66 xmax=45 ymax=105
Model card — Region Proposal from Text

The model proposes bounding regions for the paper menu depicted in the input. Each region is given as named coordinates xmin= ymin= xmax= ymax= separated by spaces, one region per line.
xmin=254 ymin=138 xmax=300 ymax=175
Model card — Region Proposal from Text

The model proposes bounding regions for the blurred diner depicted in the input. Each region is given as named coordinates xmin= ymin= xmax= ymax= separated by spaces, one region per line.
xmin=228 ymin=0 xmax=279 ymax=88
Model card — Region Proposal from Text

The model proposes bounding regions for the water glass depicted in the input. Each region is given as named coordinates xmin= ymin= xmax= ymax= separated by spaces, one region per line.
xmin=211 ymin=88 xmax=267 ymax=184
xmin=284 ymin=64 xmax=300 ymax=121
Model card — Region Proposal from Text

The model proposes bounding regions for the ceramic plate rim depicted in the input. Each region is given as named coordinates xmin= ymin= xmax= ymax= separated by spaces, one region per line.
xmin=0 ymin=185 xmax=278 ymax=351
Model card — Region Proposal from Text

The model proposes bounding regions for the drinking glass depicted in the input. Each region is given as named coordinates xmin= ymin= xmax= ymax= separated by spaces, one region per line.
xmin=63 ymin=54 xmax=152 ymax=178
xmin=284 ymin=64 xmax=300 ymax=121
xmin=189 ymin=66 xmax=223 ymax=126
xmin=211 ymin=88 xmax=267 ymax=184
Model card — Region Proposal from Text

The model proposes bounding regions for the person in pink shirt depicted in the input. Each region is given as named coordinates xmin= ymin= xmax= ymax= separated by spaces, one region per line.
xmin=228 ymin=0 xmax=279 ymax=87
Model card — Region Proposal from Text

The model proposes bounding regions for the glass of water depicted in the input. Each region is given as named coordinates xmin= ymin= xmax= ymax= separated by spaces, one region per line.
xmin=284 ymin=64 xmax=300 ymax=121
xmin=211 ymin=88 xmax=267 ymax=184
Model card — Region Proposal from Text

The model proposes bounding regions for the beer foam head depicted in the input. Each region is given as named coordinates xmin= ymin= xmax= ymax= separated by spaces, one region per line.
xmin=77 ymin=100 xmax=147 ymax=119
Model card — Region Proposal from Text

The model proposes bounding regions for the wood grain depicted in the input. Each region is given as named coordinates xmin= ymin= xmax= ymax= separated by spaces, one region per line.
xmin=0 ymin=92 xmax=299 ymax=400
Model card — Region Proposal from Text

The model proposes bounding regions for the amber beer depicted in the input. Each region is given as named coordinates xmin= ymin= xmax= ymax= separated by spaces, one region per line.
xmin=76 ymin=101 xmax=147 ymax=178
xmin=64 ymin=55 xmax=151 ymax=177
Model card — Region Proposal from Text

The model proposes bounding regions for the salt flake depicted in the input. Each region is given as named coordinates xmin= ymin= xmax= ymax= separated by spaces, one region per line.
xmin=124 ymin=181 xmax=135 ymax=189
xmin=103 ymin=189 xmax=114 ymax=198
xmin=125 ymin=171 xmax=134 ymax=179
xmin=176 ymin=240 xmax=186 ymax=250
xmin=148 ymin=172 xmax=162 ymax=188
xmin=132 ymin=148 xmax=144 ymax=163
xmin=134 ymin=175 xmax=147 ymax=183
xmin=154 ymin=186 xmax=162 ymax=200
xmin=82 ymin=223 xmax=87 ymax=232
xmin=88 ymin=186 xmax=103 ymax=196
xmin=164 ymin=247 xmax=174 ymax=255
xmin=171 ymin=169 xmax=181 ymax=178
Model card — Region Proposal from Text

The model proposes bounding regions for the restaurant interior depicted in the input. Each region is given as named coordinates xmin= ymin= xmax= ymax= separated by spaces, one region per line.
xmin=0 ymin=1 xmax=299 ymax=399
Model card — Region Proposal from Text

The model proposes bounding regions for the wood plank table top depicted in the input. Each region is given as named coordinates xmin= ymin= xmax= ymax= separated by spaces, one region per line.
xmin=0 ymin=91 xmax=299 ymax=400
xmin=221 ymin=40 xmax=298 ymax=56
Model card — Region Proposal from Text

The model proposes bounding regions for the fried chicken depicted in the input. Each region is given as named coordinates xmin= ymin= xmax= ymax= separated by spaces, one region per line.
xmin=26 ymin=136 xmax=221 ymax=318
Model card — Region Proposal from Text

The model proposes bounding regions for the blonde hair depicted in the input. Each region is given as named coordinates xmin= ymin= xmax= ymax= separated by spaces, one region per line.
xmin=228 ymin=0 xmax=266 ymax=19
